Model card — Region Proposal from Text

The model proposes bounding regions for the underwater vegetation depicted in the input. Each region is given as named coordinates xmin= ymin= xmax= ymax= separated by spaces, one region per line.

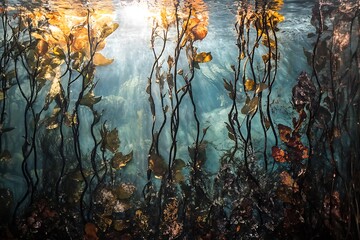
xmin=0 ymin=0 xmax=359 ymax=239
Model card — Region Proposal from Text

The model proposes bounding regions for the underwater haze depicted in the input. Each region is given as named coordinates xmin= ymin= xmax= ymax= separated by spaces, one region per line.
xmin=0 ymin=0 xmax=359 ymax=239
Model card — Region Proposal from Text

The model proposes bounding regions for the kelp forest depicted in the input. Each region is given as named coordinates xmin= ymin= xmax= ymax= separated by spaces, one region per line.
xmin=0 ymin=0 xmax=359 ymax=239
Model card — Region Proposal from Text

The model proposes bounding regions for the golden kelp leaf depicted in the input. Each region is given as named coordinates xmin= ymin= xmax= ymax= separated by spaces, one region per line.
xmin=256 ymin=82 xmax=268 ymax=93
xmin=267 ymin=10 xmax=285 ymax=25
xmin=38 ymin=66 xmax=55 ymax=80
xmin=262 ymin=54 xmax=270 ymax=63
xmin=48 ymin=77 xmax=61 ymax=102
xmin=50 ymin=57 xmax=63 ymax=68
xmin=191 ymin=23 xmax=208 ymax=41
xmin=100 ymin=23 xmax=119 ymax=39
xmin=47 ymin=12 xmax=63 ymax=27
xmin=70 ymin=27 xmax=89 ymax=53
xmin=268 ymin=0 xmax=284 ymax=11
xmin=262 ymin=35 xmax=276 ymax=49
xmin=185 ymin=17 xmax=201 ymax=31
xmin=240 ymin=51 xmax=245 ymax=60
xmin=31 ymin=32 xmax=45 ymax=40
xmin=53 ymin=46 xmax=66 ymax=60
xmin=194 ymin=52 xmax=212 ymax=63
xmin=279 ymin=171 xmax=299 ymax=192
xmin=52 ymin=107 xmax=61 ymax=116
xmin=93 ymin=53 xmax=114 ymax=66
xmin=46 ymin=120 xmax=59 ymax=130
xmin=41 ymin=55 xmax=54 ymax=67
xmin=79 ymin=91 xmax=102 ymax=109
xmin=101 ymin=125 xmax=120 ymax=153
xmin=111 ymin=151 xmax=133 ymax=170
xmin=160 ymin=8 xmax=171 ymax=28
xmin=181 ymin=17 xmax=204 ymax=45
xmin=241 ymin=96 xmax=258 ymax=115
xmin=113 ymin=183 xmax=136 ymax=200
xmin=64 ymin=112 xmax=77 ymax=127
xmin=149 ymin=153 xmax=167 ymax=179
xmin=36 ymin=39 xmax=49 ymax=56
xmin=48 ymin=26 xmax=67 ymax=48
xmin=72 ymin=113 xmax=78 ymax=125
xmin=244 ymin=79 xmax=255 ymax=91
xmin=160 ymin=7 xmax=176 ymax=29
xmin=95 ymin=41 xmax=106 ymax=52
xmin=0 ymin=91 xmax=4 ymax=101
xmin=44 ymin=107 xmax=61 ymax=130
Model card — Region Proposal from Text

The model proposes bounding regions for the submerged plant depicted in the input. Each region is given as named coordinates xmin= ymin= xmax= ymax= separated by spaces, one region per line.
xmin=0 ymin=1 xmax=132 ymax=238
xmin=143 ymin=0 xmax=213 ymax=238
xmin=215 ymin=0 xmax=285 ymax=237
xmin=296 ymin=1 xmax=360 ymax=238
xmin=0 ymin=0 xmax=358 ymax=239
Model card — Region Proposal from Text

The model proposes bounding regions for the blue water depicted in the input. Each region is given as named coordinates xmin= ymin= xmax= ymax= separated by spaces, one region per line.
xmin=93 ymin=0 xmax=316 ymax=177
xmin=0 ymin=0 xmax=318 ymax=193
